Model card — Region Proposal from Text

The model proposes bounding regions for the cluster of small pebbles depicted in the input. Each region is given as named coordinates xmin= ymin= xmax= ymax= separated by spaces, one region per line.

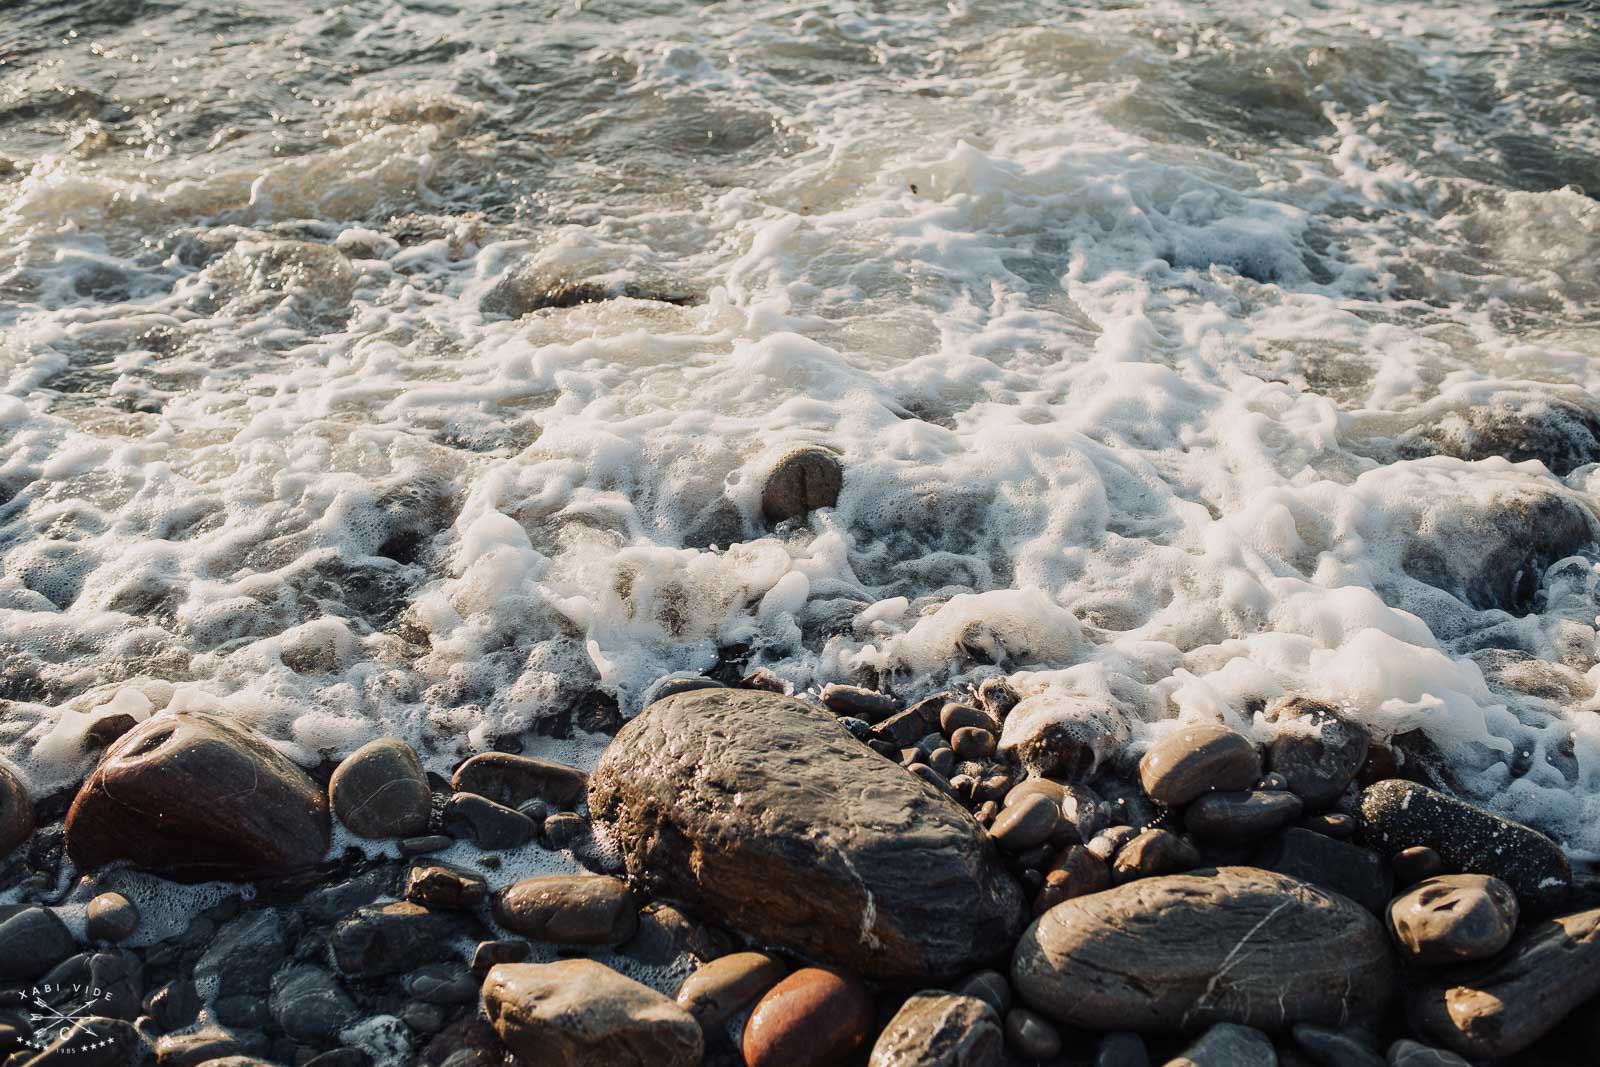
xmin=1 ymin=677 xmax=1596 ymax=1067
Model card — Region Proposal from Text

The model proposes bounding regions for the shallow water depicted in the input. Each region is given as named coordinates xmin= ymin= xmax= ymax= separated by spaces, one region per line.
xmin=3 ymin=0 xmax=1600 ymax=865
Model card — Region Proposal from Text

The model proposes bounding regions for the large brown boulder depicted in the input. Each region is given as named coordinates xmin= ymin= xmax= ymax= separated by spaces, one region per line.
xmin=65 ymin=712 xmax=331 ymax=882
xmin=588 ymin=689 xmax=1023 ymax=981
xmin=1011 ymin=867 xmax=1394 ymax=1032
xmin=1407 ymin=905 xmax=1600 ymax=1059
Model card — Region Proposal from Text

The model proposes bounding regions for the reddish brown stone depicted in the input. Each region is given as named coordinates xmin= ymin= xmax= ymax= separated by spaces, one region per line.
xmin=65 ymin=712 xmax=330 ymax=882
xmin=743 ymin=968 xmax=873 ymax=1067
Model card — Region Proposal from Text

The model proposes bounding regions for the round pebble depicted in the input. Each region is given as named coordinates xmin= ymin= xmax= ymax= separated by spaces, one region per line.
xmin=86 ymin=892 xmax=140 ymax=942
xmin=1393 ymin=845 xmax=1445 ymax=888
xmin=1387 ymin=874 xmax=1519 ymax=966
xmin=743 ymin=968 xmax=872 ymax=1067
xmin=1139 ymin=724 xmax=1260 ymax=806
xmin=950 ymin=727 xmax=996 ymax=760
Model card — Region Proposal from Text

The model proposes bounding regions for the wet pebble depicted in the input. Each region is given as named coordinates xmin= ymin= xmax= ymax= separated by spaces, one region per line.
xmin=1138 ymin=724 xmax=1260 ymax=806
xmin=269 ymin=964 xmax=358 ymax=1043
xmin=954 ymin=970 xmax=1012 ymax=1017
xmin=675 ymin=951 xmax=787 ymax=1028
xmin=1096 ymin=1031 xmax=1151 ymax=1067
xmin=868 ymin=992 xmax=1001 ymax=1067
xmin=1392 ymin=845 xmax=1444 ymax=888
xmin=328 ymin=737 xmax=432 ymax=839
xmin=1166 ymin=1022 xmax=1275 ymax=1066
xmin=543 ymin=810 xmax=588 ymax=850
xmin=405 ymin=860 xmax=488 ymax=911
xmin=942 ymin=702 xmax=1001 ymax=735
xmin=1291 ymin=1023 xmax=1385 ymax=1067
xmin=951 ymin=726 xmax=996 ymax=760
xmin=482 ymin=959 xmax=703 ymax=1066
xmin=469 ymin=939 xmax=530 ymax=978
xmin=1184 ymin=789 xmax=1303 ymax=843
xmin=1265 ymin=698 xmax=1370 ymax=809
xmin=743 ymin=967 xmax=873 ymax=1067
xmin=1110 ymin=828 xmax=1199 ymax=884
xmin=442 ymin=791 xmax=537 ymax=850
xmin=1387 ymin=874 xmax=1518 ymax=965
xmin=404 ymin=961 xmax=478 ymax=1005
xmin=0 ymin=906 xmax=76 ymax=983
xmin=492 ymin=874 xmax=638 ymax=946
xmin=86 ymin=892 xmax=140 ymax=943
xmin=820 ymin=683 xmax=897 ymax=722
xmin=989 ymin=794 xmax=1061 ymax=851
xmin=1386 ymin=1039 xmax=1473 ymax=1067
xmin=1256 ymin=827 xmax=1392 ymax=914
xmin=452 ymin=751 xmax=588 ymax=810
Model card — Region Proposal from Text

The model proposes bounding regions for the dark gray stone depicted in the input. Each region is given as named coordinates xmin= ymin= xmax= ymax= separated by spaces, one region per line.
xmin=270 ymin=965 xmax=358 ymax=1043
xmin=820 ymin=684 xmax=897 ymax=723
xmin=1185 ymin=790 xmax=1304 ymax=843
xmin=589 ymin=689 xmax=1023 ymax=981
xmin=1012 ymin=867 xmax=1395 ymax=1032
xmin=330 ymin=902 xmax=469 ymax=977
xmin=1292 ymin=1024 xmax=1385 ymax=1067
xmin=0 ymin=908 xmax=76 ymax=983
xmin=451 ymin=752 xmax=587 ymax=810
xmin=1385 ymin=1039 xmax=1472 ymax=1067
xmin=1166 ymin=1022 xmax=1275 ymax=1067
xmin=195 ymin=910 xmax=288 ymax=1000
xmin=988 ymin=794 xmax=1060 ymax=852
xmin=868 ymin=992 xmax=1001 ymax=1067
xmin=1357 ymin=780 xmax=1571 ymax=912
xmin=442 ymin=791 xmax=536 ymax=850
xmin=1096 ymin=1032 xmax=1151 ymax=1067
xmin=405 ymin=962 xmax=478 ymax=1005
xmin=405 ymin=860 xmax=488 ymax=911
xmin=329 ymin=738 xmax=432 ymax=839
xmin=1265 ymin=698 xmax=1370 ymax=809
xmin=1256 ymin=828 xmax=1393 ymax=914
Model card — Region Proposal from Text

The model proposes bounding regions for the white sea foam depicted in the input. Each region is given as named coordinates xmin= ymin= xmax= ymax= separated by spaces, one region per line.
xmin=2 ymin=0 xmax=1599 ymax=884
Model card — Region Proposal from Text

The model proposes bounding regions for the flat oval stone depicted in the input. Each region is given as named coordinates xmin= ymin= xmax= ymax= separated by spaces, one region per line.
xmin=65 ymin=712 xmax=330 ymax=882
xmin=452 ymin=752 xmax=588 ymax=810
xmin=589 ymin=689 xmax=1022 ymax=981
xmin=1184 ymin=790 xmax=1303 ymax=843
xmin=1138 ymin=724 xmax=1260 ymax=806
xmin=482 ymin=959 xmax=703 ymax=1067
xmin=674 ymin=951 xmax=786 ymax=1028
xmin=0 ymin=906 xmax=76 ymax=983
xmin=988 ymin=794 xmax=1060 ymax=852
xmin=869 ymin=992 xmax=1001 ymax=1067
xmin=1168 ymin=1022 xmax=1275 ymax=1067
xmin=1012 ymin=867 xmax=1395 ymax=1031
xmin=0 ymin=763 xmax=34 ymax=859
xmin=1255 ymin=827 xmax=1392 ymax=914
xmin=1388 ymin=875 xmax=1518 ymax=966
xmin=329 ymin=737 xmax=432 ymax=839
xmin=821 ymin=684 xmax=897 ymax=723
xmin=1357 ymin=780 xmax=1571 ymax=912
xmin=493 ymin=875 xmax=638 ymax=946
xmin=744 ymin=967 xmax=873 ymax=1067
xmin=1406 ymin=906 xmax=1600 ymax=1059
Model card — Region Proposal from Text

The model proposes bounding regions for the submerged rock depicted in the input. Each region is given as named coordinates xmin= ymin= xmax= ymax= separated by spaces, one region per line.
xmin=65 ymin=712 xmax=331 ymax=882
xmin=481 ymin=959 xmax=703 ymax=1067
xmin=589 ymin=689 xmax=1022 ymax=981
xmin=1407 ymin=905 xmax=1600 ymax=1059
xmin=1357 ymin=780 xmax=1571 ymax=912
xmin=1392 ymin=391 xmax=1600 ymax=476
xmin=0 ymin=907 xmax=76 ymax=983
xmin=1011 ymin=867 xmax=1394 ymax=1032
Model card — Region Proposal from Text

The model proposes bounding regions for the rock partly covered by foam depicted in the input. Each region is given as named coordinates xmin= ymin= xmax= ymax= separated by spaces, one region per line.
xmin=588 ymin=688 xmax=1023 ymax=981
xmin=1357 ymin=780 xmax=1571 ymax=912
xmin=481 ymin=959 xmax=703 ymax=1067
xmin=760 ymin=446 xmax=843 ymax=525
xmin=65 ymin=712 xmax=331 ymax=882
xmin=1011 ymin=867 xmax=1394 ymax=1032
xmin=1407 ymin=905 xmax=1600 ymax=1059
xmin=998 ymin=693 xmax=1131 ymax=779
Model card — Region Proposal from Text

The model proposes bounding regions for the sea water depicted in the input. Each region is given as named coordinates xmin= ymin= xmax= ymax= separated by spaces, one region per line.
xmin=3 ymin=0 xmax=1599 ymax=885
